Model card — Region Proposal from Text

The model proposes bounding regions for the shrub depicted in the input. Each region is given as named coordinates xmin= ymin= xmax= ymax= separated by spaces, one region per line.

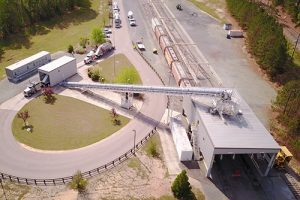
xmin=67 ymin=45 xmax=74 ymax=53
xmin=79 ymin=37 xmax=89 ymax=48
xmin=90 ymin=69 xmax=101 ymax=81
xmin=75 ymin=46 xmax=86 ymax=54
xmin=69 ymin=171 xmax=88 ymax=193
xmin=147 ymin=140 xmax=159 ymax=157
xmin=91 ymin=28 xmax=105 ymax=45
xmin=171 ymin=170 xmax=192 ymax=199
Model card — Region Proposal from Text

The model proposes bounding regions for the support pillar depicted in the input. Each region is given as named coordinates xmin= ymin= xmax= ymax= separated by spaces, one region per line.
xmin=206 ymin=154 xmax=215 ymax=178
xmin=264 ymin=153 xmax=276 ymax=176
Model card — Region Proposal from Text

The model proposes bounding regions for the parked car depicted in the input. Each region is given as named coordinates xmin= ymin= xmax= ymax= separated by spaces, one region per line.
xmin=104 ymin=28 xmax=112 ymax=34
xmin=136 ymin=41 xmax=145 ymax=50
xmin=129 ymin=18 xmax=136 ymax=26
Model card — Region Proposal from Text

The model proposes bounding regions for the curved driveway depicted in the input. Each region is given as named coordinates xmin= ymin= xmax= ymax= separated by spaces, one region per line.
xmin=0 ymin=0 xmax=167 ymax=179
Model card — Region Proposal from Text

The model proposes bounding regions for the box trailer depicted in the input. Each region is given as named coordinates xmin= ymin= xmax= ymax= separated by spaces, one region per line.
xmin=170 ymin=116 xmax=193 ymax=161
xmin=38 ymin=56 xmax=77 ymax=87
xmin=227 ymin=30 xmax=243 ymax=38
xmin=5 ymin=51 xmax=51 ymax=82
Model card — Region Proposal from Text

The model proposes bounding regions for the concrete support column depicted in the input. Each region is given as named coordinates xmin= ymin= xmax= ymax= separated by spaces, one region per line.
xmin=264 ymin=153 xmax=276 ymax=176
xmin=206 ymin=154 xmax=215 ymax=178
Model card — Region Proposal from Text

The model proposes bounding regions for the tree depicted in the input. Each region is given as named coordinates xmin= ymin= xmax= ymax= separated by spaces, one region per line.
xmin=17 ymin=110 xmax=30 ymax=126
xmin=171 ymin=170 xmax=192 ymax=200
xmin=69 ymin=171 xmax=88 ymax=193
xmin=91 ymin=28 xmax=105 ymax=45
xmin=274 ymin=80 xmax=300 ymax=135
xmin=42 ymin=86 xmax=56 ymax=104
xmin=111 ymin=108 xmax=120 ymax=125
xmin=67 ymin=44 xmax=74 ymax=53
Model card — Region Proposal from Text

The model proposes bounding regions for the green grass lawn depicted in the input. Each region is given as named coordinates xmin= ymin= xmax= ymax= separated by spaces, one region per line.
xmin=188 ymin=0 xmax=224 ymax=22
xmin=0 ymin=0 xmax=109 ymax=80
xmin=89 ymin=53 xmax=142 ymax=84
xmin=12 ymin=95 xmax=129 ymax=150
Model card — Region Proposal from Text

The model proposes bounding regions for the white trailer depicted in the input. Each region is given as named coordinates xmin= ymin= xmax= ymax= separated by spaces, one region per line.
xmin=5 ymin=51 xmax=51 ymax=82
xmin=227 ymin=30 xmax=243 ymax=38
xmin=170 ymin=115 xmax=193 ymax=161
xmin=38 ymin=56 xmax=77 ymax=87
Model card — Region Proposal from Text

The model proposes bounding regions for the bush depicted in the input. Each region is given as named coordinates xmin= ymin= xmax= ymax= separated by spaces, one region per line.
xmin=69 ymin=171 xmax=88 ymax=193
xmin=91 ymin=28 xmax=105 ymax=45
xmin=147 ymin=140 xmax=159 ymax=157
xmin=75 ymin=46 xmax=86 ymax=54
xmin=67 ymin=45 xmax=74 ymax=53
xmin=171 ymin=170 xmax=192 ymax=199
xmin=89 ymin=68 xmax=105 ymax=82
xmin=79 ymin=37 xmax=89 ymax=48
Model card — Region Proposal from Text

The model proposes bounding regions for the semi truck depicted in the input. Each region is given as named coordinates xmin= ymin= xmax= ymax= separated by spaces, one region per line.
xmin=24 ymin=81 xmax=42 ymax=97
xmin=227 ymin=30 xmax=243 ymax=38
xmin=95 ymin=42 xmax=114 ymax=58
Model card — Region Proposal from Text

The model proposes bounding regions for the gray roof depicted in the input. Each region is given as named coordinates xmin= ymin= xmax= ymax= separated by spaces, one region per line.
xmin=192 ymin=90 xmax=280 ymax=150
xmin=6 ymin=51 xmax=50 ymax=71
xmin=38 ymin=56 xmax=75 ymax=72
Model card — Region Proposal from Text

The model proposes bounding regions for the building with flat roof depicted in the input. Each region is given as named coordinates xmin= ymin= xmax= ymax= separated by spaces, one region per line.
xmin=38 ymin=56 xmax=77 ymax=86
xmin=183 ymin=90 xmax=280 ymax=177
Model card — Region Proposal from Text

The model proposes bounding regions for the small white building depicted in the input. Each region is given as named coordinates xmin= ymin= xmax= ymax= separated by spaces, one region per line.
xmin=5 ymin=51 xmax=51 ymax=82
xmin=38 ymin=56 xmax=77 ymax=87
xmin=170 ymin=115 xmax=193 ymax=161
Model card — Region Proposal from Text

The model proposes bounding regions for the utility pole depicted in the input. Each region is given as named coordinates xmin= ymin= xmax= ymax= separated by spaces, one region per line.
xmin=292 ymin=33 xmax=300 ymax=59
xmin=0 ymin=179 xmax=7 ymax=200
xmin=132 ymin=129 xmax=136 ymax=155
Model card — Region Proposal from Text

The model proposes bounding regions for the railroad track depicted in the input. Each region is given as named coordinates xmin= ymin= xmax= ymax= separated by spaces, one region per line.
xmin=282 ymin=173 xmax=300 ymax=200
xmin=149 ymin=0 xmax=217 ymax=87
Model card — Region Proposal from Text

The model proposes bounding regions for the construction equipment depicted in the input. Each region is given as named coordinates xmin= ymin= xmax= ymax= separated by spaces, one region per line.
xmin=274 ymin=146 xmax=293 ymax=169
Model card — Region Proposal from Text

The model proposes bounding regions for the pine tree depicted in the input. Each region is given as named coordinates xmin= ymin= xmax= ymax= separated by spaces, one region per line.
xmin=171 ymin=170 xmax=192 ymax=199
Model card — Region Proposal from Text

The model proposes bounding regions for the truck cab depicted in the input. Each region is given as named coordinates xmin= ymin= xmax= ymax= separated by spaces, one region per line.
xmin=24 ymin=82 xmax=42 ymax=97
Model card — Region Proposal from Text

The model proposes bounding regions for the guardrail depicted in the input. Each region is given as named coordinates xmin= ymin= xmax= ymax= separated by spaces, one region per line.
xmin=0 ymin=129 xmax=157 ymax=186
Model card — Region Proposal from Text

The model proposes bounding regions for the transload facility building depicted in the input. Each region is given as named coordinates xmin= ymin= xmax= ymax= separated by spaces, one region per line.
xmin=183 ymin=90 xmax=280 ymax=177
xmin=5 ymin=51 xmax=51 ymax=82
xmin=38 ymin=56 xmax=77 ymax=87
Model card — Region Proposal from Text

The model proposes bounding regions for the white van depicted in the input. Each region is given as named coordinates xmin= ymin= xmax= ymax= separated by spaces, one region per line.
xmin=128 ymin=11 xmax=133 ymax=19
xmin=114 ymin=14 xmax=121 ymax=28
xmin=113 ymin=3 xmax=119 ymax=12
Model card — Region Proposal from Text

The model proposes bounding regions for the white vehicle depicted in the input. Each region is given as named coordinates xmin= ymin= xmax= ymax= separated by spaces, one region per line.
xmin=114 ymin=13 xmax=121 ymax=28
xmin=128 ymin=11 xmax=133 ymax=19
xmin=112 ymin=3 xmax=119 ymax=12
xmin=23 ymin=81 xmax=42 ymax=97
xmin=227 ymin=30 xmax=243 ymax=38
xmin=84 ymin=50 xmax=95 ymax=64
xmin=136 ymin=41 xmax=145 ymax=50
xmin=129 ymin=18 xmax=136 ymax=26
xmin=103 ymin=28 xmax=112 ymax=34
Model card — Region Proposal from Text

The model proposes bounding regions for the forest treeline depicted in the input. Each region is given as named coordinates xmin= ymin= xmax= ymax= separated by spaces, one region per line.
xmin=0 ymin=0 xmax=91 ymax=39
xmin=273 ymin=0 xmax=300 ymax=24
xmin=226 ymin=0 xmax=288 ymax=79
xmin=226 ymin=0 xmax=299 ymax=137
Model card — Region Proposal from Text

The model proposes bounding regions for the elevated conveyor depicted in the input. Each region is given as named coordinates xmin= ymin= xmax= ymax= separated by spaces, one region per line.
xmin=61 ymin=82 xmax=231 ymax=97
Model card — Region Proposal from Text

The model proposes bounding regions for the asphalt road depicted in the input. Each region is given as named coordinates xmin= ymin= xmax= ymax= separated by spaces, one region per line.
xmin=0 ymin=0 xmax=167 ymax=179
xmin=164 ymin=0 xmax=276 ymax=127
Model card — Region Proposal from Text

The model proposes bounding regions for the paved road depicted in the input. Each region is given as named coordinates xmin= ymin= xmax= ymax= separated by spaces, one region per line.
xmin=0 ymin=0 xmax=167 ymax=179
xmin=164 ymin=0 xmax=276 ymax=127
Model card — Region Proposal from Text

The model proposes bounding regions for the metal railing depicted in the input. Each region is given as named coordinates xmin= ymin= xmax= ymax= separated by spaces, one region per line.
xmin=0 ymin=129 xmax=157 ymax=186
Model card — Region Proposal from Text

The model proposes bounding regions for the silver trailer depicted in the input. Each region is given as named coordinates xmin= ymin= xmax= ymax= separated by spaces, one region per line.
xmin=38 ymin=56 xmax=77 ymax=87
xmin=5 ymin=51 xmax=51 ymax=82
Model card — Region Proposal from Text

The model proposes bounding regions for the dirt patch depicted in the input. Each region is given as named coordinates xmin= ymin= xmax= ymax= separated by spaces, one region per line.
xmin=0 ymin=151 xmax=173 ymax=200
